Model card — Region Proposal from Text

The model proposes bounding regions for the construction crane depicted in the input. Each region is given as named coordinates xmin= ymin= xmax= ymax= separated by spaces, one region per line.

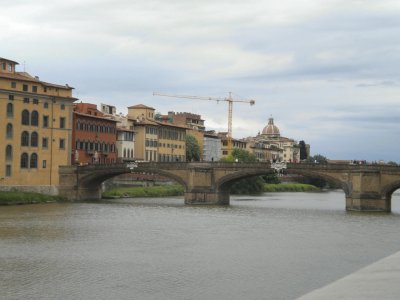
xmin=153 ymin=92 xmax=255 ymax=154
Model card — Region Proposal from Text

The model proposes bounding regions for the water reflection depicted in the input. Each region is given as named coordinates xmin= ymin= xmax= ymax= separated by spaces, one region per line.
xmin=1 ymin=192 xmax=400 ymax=300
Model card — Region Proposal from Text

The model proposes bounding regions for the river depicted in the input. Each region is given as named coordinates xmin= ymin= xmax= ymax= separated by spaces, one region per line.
xmin=1 ymin=191 xmax=400 ymax=300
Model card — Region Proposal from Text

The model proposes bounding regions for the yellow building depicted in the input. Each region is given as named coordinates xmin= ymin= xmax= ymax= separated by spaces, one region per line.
xmin=0 ymin=57 xmax=76 ymax=194
xmin=128 ymin=104 xmax=186 ymax=162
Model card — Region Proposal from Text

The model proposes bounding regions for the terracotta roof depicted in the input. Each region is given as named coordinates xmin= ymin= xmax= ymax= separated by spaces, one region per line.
xmin=128 ymin=104 xmax=155 ymax=110
xmin=0 ymin=57 xmax=19 ymax=65
xmin=128 ymin=118 xmax=159 ymax=126
xmin=155 ymin=121 xmax=188 ymax=130
xmin=74 ymin=112 xmax=118 ymax=122
xmin=0 ymin=71 xmax=74 ymax=89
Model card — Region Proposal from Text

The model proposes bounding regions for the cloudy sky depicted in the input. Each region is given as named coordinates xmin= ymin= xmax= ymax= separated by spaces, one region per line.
xmin=2 ymin=0 xmax=400 ymax=161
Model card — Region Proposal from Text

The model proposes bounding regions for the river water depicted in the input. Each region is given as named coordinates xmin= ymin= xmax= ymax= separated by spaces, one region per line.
xmin=1 ymin=191 xmax=400 ymax=300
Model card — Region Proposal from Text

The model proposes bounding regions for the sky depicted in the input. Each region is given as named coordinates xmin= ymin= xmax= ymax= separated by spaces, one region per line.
xmin=1 ymin=0 xmax=400 ymax=161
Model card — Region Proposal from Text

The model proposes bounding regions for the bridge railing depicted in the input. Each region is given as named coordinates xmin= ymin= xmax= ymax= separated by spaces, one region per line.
xmin=65 ymin=161 xmax=400 ymax=172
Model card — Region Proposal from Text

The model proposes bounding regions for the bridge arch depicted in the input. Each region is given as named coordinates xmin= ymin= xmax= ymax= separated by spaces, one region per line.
xmin=216 ymin=169 xmax=276 ymax=193
xmin=215 ymin=167 xmax=350 ymax=197
xmin=285 ymin=169 xmax=351 ymax=196
xmin=78 ymin=167 xmax=188 ymax=190
xmin=381 ymin=180 xmax=400 ymax=202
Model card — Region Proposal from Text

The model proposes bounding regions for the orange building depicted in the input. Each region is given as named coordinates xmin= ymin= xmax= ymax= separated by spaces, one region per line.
xmin=72 ymin=103 xmax=118 ymax=164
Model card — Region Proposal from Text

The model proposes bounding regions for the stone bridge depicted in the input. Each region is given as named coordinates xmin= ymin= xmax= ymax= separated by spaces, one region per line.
xmin=58 ymin=162 xmax=400 ymax=212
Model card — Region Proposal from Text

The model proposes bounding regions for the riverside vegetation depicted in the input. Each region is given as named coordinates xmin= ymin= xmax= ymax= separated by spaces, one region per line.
xmin=0 ymin=191 xmax=62 ymax=205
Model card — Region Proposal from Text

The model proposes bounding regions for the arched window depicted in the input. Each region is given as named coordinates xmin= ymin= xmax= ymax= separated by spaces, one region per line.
xmin=131 ymin=149 xmax=134 ymax=158
xmin=21 ymin=131 xmax=29 ymax=146
xmin=20 ymin=153 xmax=29 ymax=168
xmin=6 ymin=123 xmax=13 ymax=138
xmin=31 ymin=132 xmax=38 ymax=147
xmin=123 ymin=148 xmax=126 ymax=157
xmin=31 ymin=111 xmax=39 ymax=126
xmin=30 ymin=153 xmax=38 ymax=168
xmin=6 ymin=145 xmax=12 ymax=161
xmin=7 ymin=103 xmax=13 ymax=117
xmin=22 ymin=110 xmax=30 ymax=125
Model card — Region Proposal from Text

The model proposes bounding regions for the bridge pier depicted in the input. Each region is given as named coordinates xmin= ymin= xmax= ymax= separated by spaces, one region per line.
xmin=346 ymin=171 xmax=391 ymax=212
xmin=184 ymin=189 xmax=230 ymax=205
xmin=346 ymin=194 xmax=391 ymax=212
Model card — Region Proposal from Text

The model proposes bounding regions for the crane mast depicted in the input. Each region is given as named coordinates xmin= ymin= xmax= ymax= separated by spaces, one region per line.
xmin=153 ymin=92 xmax=255 ymax=155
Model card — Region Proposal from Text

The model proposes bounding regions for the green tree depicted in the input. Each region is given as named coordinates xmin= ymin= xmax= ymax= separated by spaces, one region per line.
xmin=185 ymin=135 xmax=201 ymax=162
xmin=306 ymin=154 xmax=328 ymax=164
xmin=220 ymin=147 xmax=257 ymax=162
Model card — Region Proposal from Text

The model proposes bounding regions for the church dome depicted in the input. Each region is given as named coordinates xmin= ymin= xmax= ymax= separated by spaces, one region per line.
xmin=262 ymin=117 xmax=280 ymax=137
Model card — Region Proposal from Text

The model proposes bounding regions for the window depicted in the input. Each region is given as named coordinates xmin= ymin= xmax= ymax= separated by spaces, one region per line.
xmin=6 ymin=165 xmax=11 ymax=177
xmin=6 ymin=123 xmax=12 ymax=139
xmin=7 ymin=63 xmax=12 ymax=72
xmin=7 ymin=103 xmax=13 ymax=117
xmin=31 ymin=132 xmax=38 ymax=147
xmin=59 ymin=139 xmax=65 ymax=149
xmin=32 ymin=86 xmax=38 ymax=93
xmin=44 ymin=102 xmax=48 ymax=108
xmin=11 ymin=82 xmax=16 ymax=88
xmin=6 ymin=145 xmax=12 ymax=161
xmin=20 ymin=153 xmax=29 ymax=168
xmin=61 ymin=104 xmax=65 ymax=110
xmin=44 ymin=87 xmax=47 ymax=93
xmin=43 ymin=115 xmax=49 ymax=128
xmin=60 ymin=117 xmax=65 ymax=129
xmin=42 ymin=137 xmax=48 ymax=148
xmin=8 ymin=95 xmax=14 ymax=101
xmin=42 ymin=160 xmax=47 ymax=168
xmin=23 ymin=98 xmax=29 ymax=104
xmin=23 ymin=84 xmax=28 ymax=92
xmin=31 ymin=111 xmax=39 ymax=126
xmin=33 ymin=98 xmax=39 ymax=105
xmin=30 ymin=153 xmax=38 ymax=168
xmin=22 ymin=110 xmax=30 ymax=125
xmin=21 ymin=131 xmax=29 ymax=146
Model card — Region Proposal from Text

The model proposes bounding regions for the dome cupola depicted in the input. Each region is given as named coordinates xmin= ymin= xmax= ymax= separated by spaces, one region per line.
xmin=262 ymin=117 xmax=280 ymax=137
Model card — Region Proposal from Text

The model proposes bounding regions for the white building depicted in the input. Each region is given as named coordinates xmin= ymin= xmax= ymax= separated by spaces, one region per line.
xmin=100 ymin=103 xmax=135 ymax=161
xmin=203 ymin=131 xmax=221 ymax=162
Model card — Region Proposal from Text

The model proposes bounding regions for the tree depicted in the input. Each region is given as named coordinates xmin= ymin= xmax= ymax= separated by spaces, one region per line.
xmin=299 ymin=140 xmax=308 ymax=160
xmin=306 ymin=154 xmax=328 ymax=164
xmin=220 ymin=147 xmax=257 ymax=162
xmin=185 ymin=135 xmax=201 ymax=162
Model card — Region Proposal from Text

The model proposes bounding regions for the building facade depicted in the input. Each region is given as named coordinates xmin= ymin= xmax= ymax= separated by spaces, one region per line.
xmin=100 ymin=103 xmax=135 ymax=162
xmin=0 ymin=57 xmax=76 ymax=194
xmin=72 ymin=103 xmax=118 ymax=164
xmin=203 ymin=131 xmax=221 ymax=161
xmin=219 ymin=132 xmax=247 ymax=158
xmin=128 ymin=104 xmax=186 ymax=162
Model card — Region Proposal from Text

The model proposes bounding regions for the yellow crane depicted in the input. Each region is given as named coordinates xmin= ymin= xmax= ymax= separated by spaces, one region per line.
xmin=153 ymin=92 xmax=255 ymax=154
